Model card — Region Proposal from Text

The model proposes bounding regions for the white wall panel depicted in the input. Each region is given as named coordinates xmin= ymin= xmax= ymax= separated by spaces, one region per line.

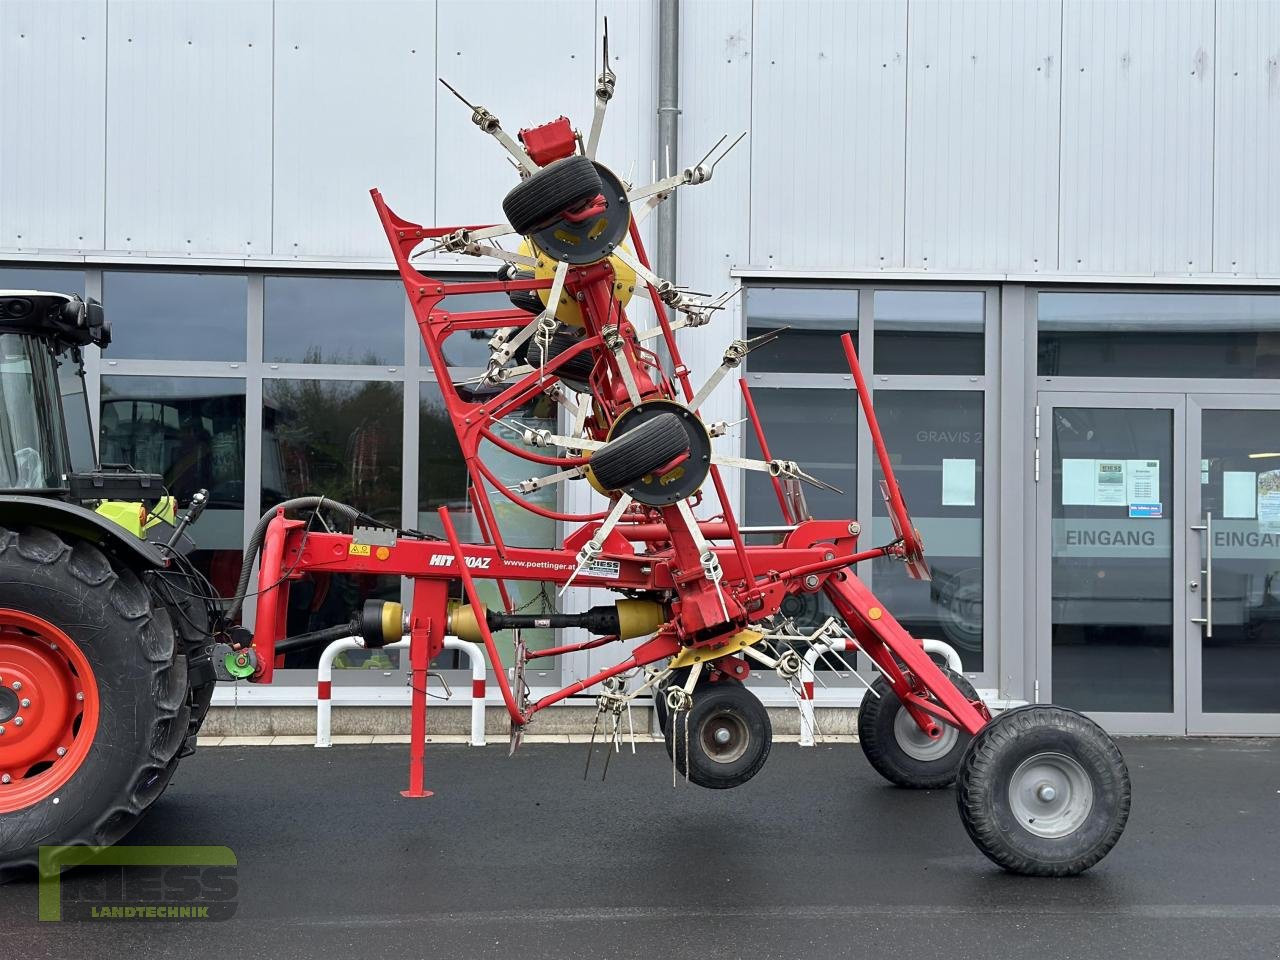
xmin=273 ymin=2 xmax=435 ymax=259
xmin=105 ymin=1 xmax=271 ymax=256
xmin=1213 ymin=0 xmax=1280 ymax=275
xmin=0 ymin=0 xmax=106 ymax=251
xmin=1059 ymin=0 xmax=1214 ymax=274
xmin=594 ymin=0 xmax=656 ymax=195
xmin=674 ymin=0 xmax=755 ymax=516
xmin=749 ymin=0 xmax=907 ymax=270
xmin=434 ymin=0 xmax=594 ymax=229
xmin=905 ymin=0 xmax=1060 ymax=272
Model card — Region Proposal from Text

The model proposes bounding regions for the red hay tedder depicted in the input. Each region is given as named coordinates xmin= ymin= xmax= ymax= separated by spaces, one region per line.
xmin=0 ymin=22 xmax=1129 ymax=878
xmin=234 ymin=23 xmax=1131 ymax=876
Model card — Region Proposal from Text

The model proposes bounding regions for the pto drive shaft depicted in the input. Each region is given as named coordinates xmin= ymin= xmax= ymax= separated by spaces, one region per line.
xmin=448 ymin=598 xmax=665 ymax=644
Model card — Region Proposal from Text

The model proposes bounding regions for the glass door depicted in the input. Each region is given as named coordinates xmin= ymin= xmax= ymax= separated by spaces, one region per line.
xmin=1036 ymin=393 xmax=1187 ymax=733
xmin=1187 ymin=396 xmax=1280 ymax=734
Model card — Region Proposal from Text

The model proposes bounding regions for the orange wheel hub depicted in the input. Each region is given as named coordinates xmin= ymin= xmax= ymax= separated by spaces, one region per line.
xmin=0 ymin=610 xmax=99 ymax=814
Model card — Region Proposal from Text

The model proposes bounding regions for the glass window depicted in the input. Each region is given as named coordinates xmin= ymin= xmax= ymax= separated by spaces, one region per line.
xmin=418 ymin=385 xmax=557 ymax=666
xmin=0 ymin=267 xmax=85 ymax=296
xmin=103 ymin=272 xmax=247 ymax=361
xmin=419 ymin=288 xmax=517 ymax=369
xmin=263 ymin=378 xmax=403 ymax=668
xmin=874 ymin=290 xmax=984 ymax=375
xmin=1049 ymin=407 xmax=1174 ymax=712
xmin=871 ymin=391 xmax=985 ymax=671
xmin=263 ymin=377 xmax=402 ymax=519
xmin=57 ymin=353 xmax=95 ymax=472
xmin=744 ymin=286 xmax=858 ymax=374
xmin=1038 ymin=292 xmax=1280 ymax=379
xmin=744 ymin=387 xmax=856 ymax=634
xmin=417 ymin=382 xmax=468 ymax=532
xmin=1198 ymin=409 xmax=1280 ymax=713
xmin=0 ymin=333 xmax=71 ymax=489
xmin=99 ymin=376 xmax=246 ymax=599
xmin=265 ymin=276 xmax=405 ymax=365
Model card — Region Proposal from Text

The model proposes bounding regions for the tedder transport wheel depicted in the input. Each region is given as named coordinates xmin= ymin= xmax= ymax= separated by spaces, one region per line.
xmin=955 ymin=705 xmax=1131 ymax=877
xmin=502 ymin=155 xmax=603 ymax=236
xmin=857 ymin=667 xmax=979 ymax=789
xmin=654 ymin=668 xmax=742 ymax=739
xmin=588 ymin=414 xmax=689 ymax=492
xmin=668 ymin=681 xmax=771 ymax=789
xmin=0 ymin=527 xmax=190 ymax=877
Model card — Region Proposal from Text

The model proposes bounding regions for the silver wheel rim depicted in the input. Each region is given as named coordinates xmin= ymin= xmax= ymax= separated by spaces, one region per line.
xmin=700 ymin=711 xmax=748 ymax=764
xmin=892 ymin=708 xmax=958 ymax=762
xmin=1008 ymin=752 xmax=1094 ymax=839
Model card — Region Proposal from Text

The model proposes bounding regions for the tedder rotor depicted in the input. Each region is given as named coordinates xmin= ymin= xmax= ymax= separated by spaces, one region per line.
xmin=224 ymin=22 xmax=1130 ymax=876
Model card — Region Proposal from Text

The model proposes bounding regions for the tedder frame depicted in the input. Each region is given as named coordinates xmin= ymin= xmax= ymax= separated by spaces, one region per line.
xmin=235 ymin=20 xmax=1131 ymax=876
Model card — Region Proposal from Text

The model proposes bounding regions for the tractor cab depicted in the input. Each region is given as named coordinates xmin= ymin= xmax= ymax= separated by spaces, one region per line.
xmin=0 ymin=290 xmax=168 ymax=520
xmin=0 ymin=291 xmax=107 ymax=494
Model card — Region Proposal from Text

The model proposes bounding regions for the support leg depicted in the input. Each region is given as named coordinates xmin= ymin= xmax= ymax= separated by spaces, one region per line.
xmin=402 ymin=579 xmax=449 ymax=798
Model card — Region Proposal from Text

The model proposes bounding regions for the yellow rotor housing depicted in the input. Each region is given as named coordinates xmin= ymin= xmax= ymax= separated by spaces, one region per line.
xmin=524 ymin=238 xmax=636 ymax=329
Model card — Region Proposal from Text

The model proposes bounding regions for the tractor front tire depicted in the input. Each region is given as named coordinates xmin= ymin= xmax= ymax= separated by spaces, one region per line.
xmin=0 ymin=526 xmax=190 ymax=878
xmin=857 ymin=668 xmax=979 ymax=789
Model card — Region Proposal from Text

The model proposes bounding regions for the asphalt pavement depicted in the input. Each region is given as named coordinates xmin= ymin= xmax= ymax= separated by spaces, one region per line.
xmin=2 ymin=737 xmax=1279 ymax=959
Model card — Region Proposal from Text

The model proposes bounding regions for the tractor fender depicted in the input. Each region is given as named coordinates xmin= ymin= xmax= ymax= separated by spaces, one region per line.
xmin=0 ymin=495 xmax=168 ymax=570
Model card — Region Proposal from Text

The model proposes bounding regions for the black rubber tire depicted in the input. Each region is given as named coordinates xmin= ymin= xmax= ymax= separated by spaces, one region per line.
xmin=498 ymin=265 xmax=546 ymax=316
xmin=955 ymin=704 xmax=1131 ymax=877
xmin=0 ymin=526 xmax=190 ymax=878
xmin=857 ymin=667 xmax=978 ymax=789
xmin=502 ymin=156 xmax=603 ymax=236
xmin=654 ymin=668 xmax=741 ymax=738
xmin=588 ymin=413 xmax=690 ymax=492
xmin=526 ymin=322 xmax=596 ymax=387
xmin=668 ymin=681 xmax=771 ymax=789
xmin=162 ymin=590 xmax=216 ymax=762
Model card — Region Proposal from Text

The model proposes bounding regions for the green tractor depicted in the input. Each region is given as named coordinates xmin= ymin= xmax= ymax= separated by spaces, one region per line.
xmin=0 ymin=289 xmax=217 ymax=875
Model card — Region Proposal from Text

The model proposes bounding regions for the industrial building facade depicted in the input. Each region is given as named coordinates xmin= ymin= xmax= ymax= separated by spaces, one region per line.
xmin=2 ymin=0 xmax=1278 ymax=734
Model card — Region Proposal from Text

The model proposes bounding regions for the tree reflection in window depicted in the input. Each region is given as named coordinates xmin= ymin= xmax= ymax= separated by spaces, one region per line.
xmin=263 ymin=378 xmax=403 ymax=668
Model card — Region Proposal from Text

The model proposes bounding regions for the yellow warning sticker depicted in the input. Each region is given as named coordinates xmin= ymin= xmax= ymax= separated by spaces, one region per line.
xmin=348 ymin=543 xmax=372 ymax=557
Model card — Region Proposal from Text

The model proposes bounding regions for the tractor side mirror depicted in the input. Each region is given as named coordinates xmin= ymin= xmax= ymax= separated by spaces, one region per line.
xmin=84 ymin=299 xmax=110 ymax=348
xmin=59 ymin=297 xmax=110 ymax=349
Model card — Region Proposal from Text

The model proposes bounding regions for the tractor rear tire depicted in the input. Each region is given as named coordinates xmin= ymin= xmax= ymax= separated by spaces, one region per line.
xmin=857 ymin=667 xmax=978 ymax=789
xmin=668 ymin=681 xmax=771 ymax=789
xmin=955 ymin=704 xmax=1130 ymax=876
xmin=502 ymin=156 xmax=603 ymax=236
xmin=0 ymin=526 xmax=190 ymax=878
xmin=588 ymin=414 xmax=690 ymax=492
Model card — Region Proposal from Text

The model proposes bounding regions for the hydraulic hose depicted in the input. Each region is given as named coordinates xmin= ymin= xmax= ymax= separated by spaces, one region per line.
xmin=229 ymin=497 xmax=363 ymax=620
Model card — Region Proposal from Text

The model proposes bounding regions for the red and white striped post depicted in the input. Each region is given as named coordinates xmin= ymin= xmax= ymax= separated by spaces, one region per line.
xmin=315 ymin=636 xmax=487 ymax=747
xmin=798 ymin=637 xmax=963 ymax=746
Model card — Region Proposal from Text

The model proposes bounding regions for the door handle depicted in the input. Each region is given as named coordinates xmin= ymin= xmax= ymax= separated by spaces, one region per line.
xmin=1189 ymin=511 xmax=1213 ymax=638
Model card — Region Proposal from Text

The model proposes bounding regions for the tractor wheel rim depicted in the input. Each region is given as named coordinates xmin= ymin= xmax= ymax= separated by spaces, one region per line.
xmin=893 ymin=707 xmax=957 ymax=762
xmin=1008 ymin=752 xmax=1094 ymax=839
xmin=0 ymin=610 xmax=99 ymax=814
xmin=700 ymin=710 xmax=749 ymax=764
